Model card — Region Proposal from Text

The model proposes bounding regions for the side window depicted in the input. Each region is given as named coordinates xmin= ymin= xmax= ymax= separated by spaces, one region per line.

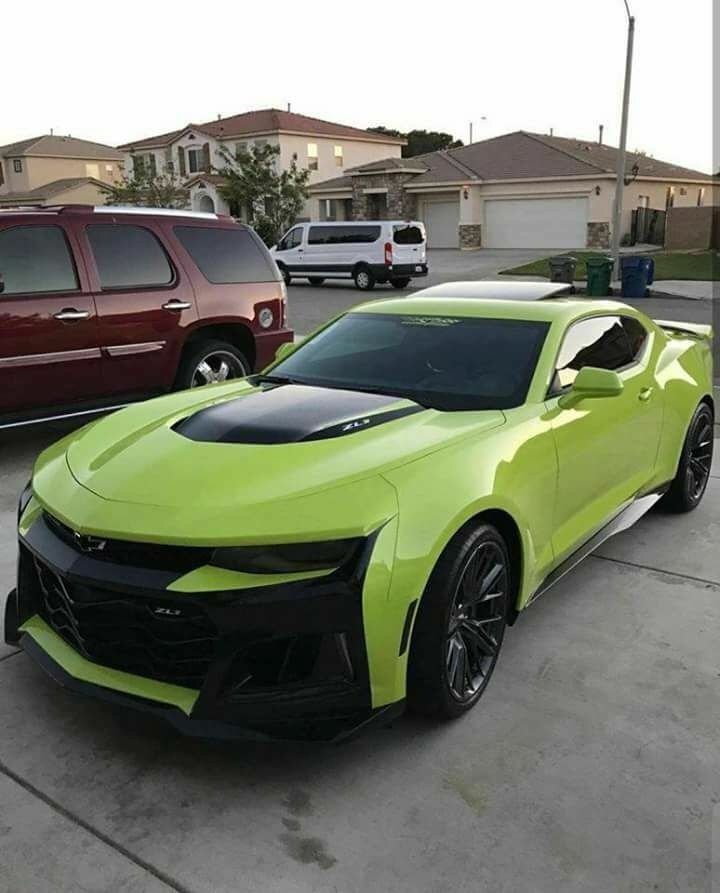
xmin=621 ymin=316 xmax=649 ymax=363
xmin=174 ymin=226 xmax=277 ymax=283
xmin=87 ymin=225 xmax=173 ymax=289
xmin=278 ymin=227 xmax=302 ymax=251
xmin=0 ymin=225 xmax=79 ymax=295
xmin=553 ymin=316 xmax=634 ymax=391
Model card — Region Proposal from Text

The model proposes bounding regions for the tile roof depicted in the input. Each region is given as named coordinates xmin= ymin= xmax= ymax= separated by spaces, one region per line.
xmin=310 ymin=131 xmax=712 ymax=191
xmin=0 ymin=135 xmax=122 ymax=160
xmin=0 ymin=177 xmax=107 ymax=203
xmin=118 ymin=109 xmax=407 ymax=151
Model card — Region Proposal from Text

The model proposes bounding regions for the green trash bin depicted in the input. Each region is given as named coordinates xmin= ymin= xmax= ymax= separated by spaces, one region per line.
xmin=586 ymin=256 xmax=614 ymax=297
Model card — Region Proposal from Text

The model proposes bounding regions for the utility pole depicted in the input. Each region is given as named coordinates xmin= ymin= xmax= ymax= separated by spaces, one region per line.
xmin=610 ymin=2 xmax=635 ymax=281
xmin=469 ymin=122 xmax=473 ymax=144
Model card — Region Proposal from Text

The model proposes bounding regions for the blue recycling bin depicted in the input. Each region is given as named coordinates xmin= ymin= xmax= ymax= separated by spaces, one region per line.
xmin=620 ymin=256 xmax=655 ymax=298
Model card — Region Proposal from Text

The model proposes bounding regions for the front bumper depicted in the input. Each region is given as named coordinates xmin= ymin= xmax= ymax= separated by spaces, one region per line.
xmin=7 ymin=511 xmax=402 ymax=742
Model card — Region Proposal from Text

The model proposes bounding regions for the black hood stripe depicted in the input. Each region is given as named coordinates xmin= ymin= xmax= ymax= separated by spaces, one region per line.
xmin=174 ymin=384 xmax=424 ymax=445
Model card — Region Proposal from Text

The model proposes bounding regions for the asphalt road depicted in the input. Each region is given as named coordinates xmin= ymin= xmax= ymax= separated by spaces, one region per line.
xmin=1 ymin=255 xmax=718 ymax=892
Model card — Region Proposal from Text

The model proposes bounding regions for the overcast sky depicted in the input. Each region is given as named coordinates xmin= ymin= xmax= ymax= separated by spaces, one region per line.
xmin=3 ymin=0 xmax=714 ymax=173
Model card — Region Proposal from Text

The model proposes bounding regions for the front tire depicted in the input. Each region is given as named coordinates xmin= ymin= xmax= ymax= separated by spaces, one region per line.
xmin=176 ymin=339 xmax=250 ymax=390
xmin=660 ymin=402 xmax=714 ymax=512
xmin=353 ymin=265 xmax=375 ymax=291
xmin=408 ymin=523 xmax=509 ymax=719
xmin=278 ymin=265 xmax=291 ymax=287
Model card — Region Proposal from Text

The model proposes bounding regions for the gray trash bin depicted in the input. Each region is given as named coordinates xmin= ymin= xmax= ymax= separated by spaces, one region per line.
xmin=548 ymin=255 xmax=577 ymax=290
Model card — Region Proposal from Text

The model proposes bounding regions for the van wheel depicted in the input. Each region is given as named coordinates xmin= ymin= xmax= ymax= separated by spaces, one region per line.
xmin=176 ymin=339 xmax=250 ymax=391
xmin=278 ymin=265 xmax=291 ymax=287
xmin=308 ymin=277 xmax=325 ymax=286
xmin=354 ymin=265 xmax=375 ymax=290
xmin=391 ymin=278 xmax=411 ymax=289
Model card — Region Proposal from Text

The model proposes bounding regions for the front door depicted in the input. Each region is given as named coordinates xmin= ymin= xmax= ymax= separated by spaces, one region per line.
xmin=0 ymin=222 xmax=102 ymax=416
xmin=547 ymin=315 xmax=663 ymax=561
xmin=274 ymin=226 xmax=304 ymax=276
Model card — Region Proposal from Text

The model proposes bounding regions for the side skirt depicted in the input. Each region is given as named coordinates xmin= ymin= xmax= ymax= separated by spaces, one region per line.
xmin=527 ymin=484 xmax=670 ymax=607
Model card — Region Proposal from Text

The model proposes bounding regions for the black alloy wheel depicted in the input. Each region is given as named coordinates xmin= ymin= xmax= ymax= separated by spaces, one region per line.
xmin=661 ymin=402 xmax=714 ymax=512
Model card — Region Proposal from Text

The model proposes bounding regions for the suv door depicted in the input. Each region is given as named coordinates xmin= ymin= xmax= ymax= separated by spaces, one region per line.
xmin=0 ymin=222 xmax=102 ymax=416
xmin=547 ymin=315 xmax=662 ymax=561
xmin=83 ymin=221 xmax=198 ymax=396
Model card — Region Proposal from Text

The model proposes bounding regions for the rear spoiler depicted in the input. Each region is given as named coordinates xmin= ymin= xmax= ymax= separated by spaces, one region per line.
xmin=654 ymin=319 xmax=713 ymax=342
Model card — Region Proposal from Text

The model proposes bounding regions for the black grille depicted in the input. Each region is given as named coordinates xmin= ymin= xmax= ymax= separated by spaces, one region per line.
xmin=34 ymin=558 xmax=218 ymax=688
xmin=43 ymin=512 xmax=212 ymax=574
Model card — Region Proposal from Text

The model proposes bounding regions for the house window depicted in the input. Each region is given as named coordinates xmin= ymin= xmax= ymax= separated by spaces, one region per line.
xmin=13 ymin=159 xmax=22 ymax=173
xmin=697 ymin=188 xmax=705 ymax=207
xmin=307 ymin=143 xmax=318 ymax=171
xmin=105 ymin=164 xmax=114 ymax=174
xmin=235 ymin=142 xmax=247 ymax=158
xmin=254 ymin=139 xmax=268 ymax=150
xmin=85 ymin=163 xmax=100 ymax=179
xmin=187 ymin=148 xmax=204 ymax=174
xmin=665 ymin=186 xmax=675 ymax=210
xmin=133 ymin=153 xmax=156 ymax=177
xmin=334 ymin=145 xmax=343 ymax=168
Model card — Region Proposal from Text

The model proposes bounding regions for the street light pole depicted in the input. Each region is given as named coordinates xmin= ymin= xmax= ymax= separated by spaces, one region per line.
xmin=610 ymin=2 xmax=636 ymax=280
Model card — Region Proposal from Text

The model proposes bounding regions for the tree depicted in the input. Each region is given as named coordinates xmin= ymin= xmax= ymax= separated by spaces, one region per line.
xmin=368 ymin=126 xmax=463 ymax=158
xmin=100 ymin=167 xmax=189 ymax=209
xmin=214 ymin=143 xmax=310 ymax=245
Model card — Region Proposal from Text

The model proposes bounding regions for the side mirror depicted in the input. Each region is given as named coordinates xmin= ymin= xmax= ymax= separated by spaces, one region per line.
xmin=558 ymin=366 xmax=623 ymax=408
xmin=274 ymin=341 xmax=296 ymax=362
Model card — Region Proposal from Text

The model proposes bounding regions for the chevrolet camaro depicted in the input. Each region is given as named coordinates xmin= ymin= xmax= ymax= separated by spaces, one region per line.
xmin=6 ymin=281 xmax=714 ymax=741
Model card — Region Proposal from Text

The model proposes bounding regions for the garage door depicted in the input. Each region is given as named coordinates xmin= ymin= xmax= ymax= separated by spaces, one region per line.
xmin=423 ymin=201 xmax=459 ymax=248
xmin=484 ymin=197 xmax=588 ymax=249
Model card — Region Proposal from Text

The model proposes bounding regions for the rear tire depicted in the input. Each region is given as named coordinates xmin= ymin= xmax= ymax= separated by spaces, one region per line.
xmin=391 ymin=278 xmax=411 ymax=289
xmin=407 ymin=523 xmax=509 ymax=719
xmin=353 ymin=265 xmax=375 ymax=291
xmin=308 ymin=277 xmax=325 ymax=286
xmin=176 ymin=339 xmax=250 ymax=391
xmin=660 ymin=402 xmax=714 ymax=513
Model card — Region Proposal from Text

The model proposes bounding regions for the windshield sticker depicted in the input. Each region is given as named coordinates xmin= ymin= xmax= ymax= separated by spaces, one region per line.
xmin=401 ymin=317 xmax=460 ymax=327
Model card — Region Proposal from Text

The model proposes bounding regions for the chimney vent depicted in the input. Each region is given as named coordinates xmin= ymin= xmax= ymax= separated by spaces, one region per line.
xmin=598 ymin=124 xmax=604 ymax=145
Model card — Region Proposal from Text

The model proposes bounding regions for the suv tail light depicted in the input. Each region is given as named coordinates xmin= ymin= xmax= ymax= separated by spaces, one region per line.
xmin=384 ymin=242 xmax=393 ymax=266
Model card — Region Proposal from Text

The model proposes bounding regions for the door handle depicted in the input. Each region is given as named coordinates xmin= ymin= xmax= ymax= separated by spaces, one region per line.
xmin=54 ymin=308 xmax=90 ymax=322
xmin=162 ymin=300 xmax=192 ymax=312
xmin=638 ymin=387 xmax=654 ymax=402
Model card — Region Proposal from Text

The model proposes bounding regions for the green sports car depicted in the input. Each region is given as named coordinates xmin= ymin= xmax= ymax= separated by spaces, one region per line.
xmin=6 ymin=281 xmax=714 ymax=741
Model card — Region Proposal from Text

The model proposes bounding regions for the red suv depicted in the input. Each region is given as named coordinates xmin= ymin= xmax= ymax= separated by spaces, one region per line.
xmin=0 ymin=205 xmax=292 ymax=427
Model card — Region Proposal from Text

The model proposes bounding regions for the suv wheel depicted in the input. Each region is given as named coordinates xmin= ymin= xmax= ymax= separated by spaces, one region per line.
xmin=176 ymin=339 xmax=250 ymax=390
xmin=353 ymin=265 xmax=375 ymax=291
xmin=407 ymin=523 xmax=509 ymax=719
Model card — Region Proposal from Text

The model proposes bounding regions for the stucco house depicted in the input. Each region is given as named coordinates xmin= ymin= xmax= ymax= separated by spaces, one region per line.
xmin=118 ymin=109 xmax=405 ymax=217
xmin=308 ymin=131 xmax=713 ymax=249
xmin=0 ymin=135 xmax=123 ymax=207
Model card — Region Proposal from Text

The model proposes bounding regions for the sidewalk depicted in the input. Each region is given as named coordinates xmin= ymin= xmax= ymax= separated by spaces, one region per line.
xmin=651 ymin=280 xmax=715 ymax=301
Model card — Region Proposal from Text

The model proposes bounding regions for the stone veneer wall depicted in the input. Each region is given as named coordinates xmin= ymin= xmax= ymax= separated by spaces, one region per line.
xmin=352 ymin=172 xmax=418 ymax=220
xmin=586 ymin=221 xmax=610 ymax=249
xmin=459 ymin=224 xmax=482 ymax=249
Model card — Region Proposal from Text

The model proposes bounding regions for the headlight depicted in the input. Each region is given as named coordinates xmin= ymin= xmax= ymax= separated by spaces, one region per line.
xmin=211 ymin=538 xmax=363 ymax=574
xmin=17 ymin=479 xmax=32 ymax=525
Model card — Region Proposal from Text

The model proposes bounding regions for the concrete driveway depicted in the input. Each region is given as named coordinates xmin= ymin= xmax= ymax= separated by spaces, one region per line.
xmin=1 ymin=287 xmax=718 ymax=892
xmin=287 ymin=249 xmax=550 ymax=334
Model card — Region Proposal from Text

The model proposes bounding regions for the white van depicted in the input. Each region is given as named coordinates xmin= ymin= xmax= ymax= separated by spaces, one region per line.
xmin=271 ymin=220 xmax=427 ymax=290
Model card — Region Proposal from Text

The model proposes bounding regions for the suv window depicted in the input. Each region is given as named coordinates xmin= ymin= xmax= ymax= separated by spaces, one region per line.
xmin=393 ymin=224 xmax=424 ymax=245
xmin=175 ymin=226 xmax=276 ymax=283
xmin=553 ymin=315 xmax=642 ymax=391
xmin=308 ymin=225 xmax=381 ymax=245
xmin=87 ymin=225 xmax=173 ymax=289
xmin=0 ymin=225 xmax=78 ymax=295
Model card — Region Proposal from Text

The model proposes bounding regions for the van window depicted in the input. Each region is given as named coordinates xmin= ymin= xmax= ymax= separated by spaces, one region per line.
xmin=175 ymin=226 xmax=277 ymax=283
xmin=88 ymin=225 xmax=173 ymax=289
xmin=308 ymin=225 xmax=381 ymax=245
xmin=278 ymin=227 xmax=302 ymax=251
xmin=0 ymin=225 xmax=78 ymax=295
xmin=393 ymin=225 xmax=424 ymax=245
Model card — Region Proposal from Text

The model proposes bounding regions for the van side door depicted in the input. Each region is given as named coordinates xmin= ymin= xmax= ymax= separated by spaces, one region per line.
xmin=0 ymin=221 xmax=103 ymax=417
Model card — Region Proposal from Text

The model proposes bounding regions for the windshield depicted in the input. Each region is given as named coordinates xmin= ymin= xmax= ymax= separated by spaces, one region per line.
xmin=266 ymin=313 xmax=549 ymax=411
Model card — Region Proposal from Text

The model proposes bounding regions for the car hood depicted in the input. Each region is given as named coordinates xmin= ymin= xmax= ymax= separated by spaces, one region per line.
xmin=33 ymin=381 xmax=505 ymax=544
